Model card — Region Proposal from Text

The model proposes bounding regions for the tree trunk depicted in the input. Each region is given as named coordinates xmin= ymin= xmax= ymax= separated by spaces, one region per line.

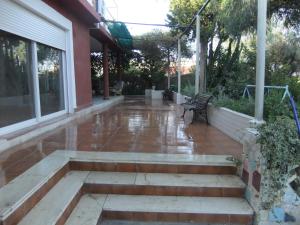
xmin=200 ymin=41 xmax=208 ymax=93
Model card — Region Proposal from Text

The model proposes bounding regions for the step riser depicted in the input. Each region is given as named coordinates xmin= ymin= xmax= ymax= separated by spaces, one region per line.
xmin=101 ymin=211 xmax=253 ymax=225
xmin=70 ymin=162 xmax=237 ymax=175
xmin=55 ymin=189 xmax=83 ymax=225
xmin=2 ymin=164 xmax=70 ymax=225
xmin=84 ymin=184 xmax=244 ymax=198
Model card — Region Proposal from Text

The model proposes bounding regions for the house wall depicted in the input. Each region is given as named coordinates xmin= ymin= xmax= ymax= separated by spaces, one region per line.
xmin=43 ymin=0 xmax=93 ymax=109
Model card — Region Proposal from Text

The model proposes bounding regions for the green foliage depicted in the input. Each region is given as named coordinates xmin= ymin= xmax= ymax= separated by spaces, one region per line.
xmin=289 ymin=77 xmax=300 ymax=103
xmin=257 ymin=116 xmax=300 ymax=209
xmin=213 ymin=95 xmax=255 ymax=116
xmin=132 ymin=30 xmax=191 ymax=88
xmin=181 ymin=82 xmax=195 ymax=97
xmin=263 ymin=92 xmax=293 ymax=122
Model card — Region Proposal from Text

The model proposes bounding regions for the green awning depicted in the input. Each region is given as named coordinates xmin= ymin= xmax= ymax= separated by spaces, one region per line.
xmin=107 ymin=22 xmax=133 ymax=49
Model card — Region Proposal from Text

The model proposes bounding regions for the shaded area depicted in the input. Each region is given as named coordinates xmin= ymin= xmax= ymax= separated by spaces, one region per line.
xmin=0 ymin=97 xmax=242 ymax=188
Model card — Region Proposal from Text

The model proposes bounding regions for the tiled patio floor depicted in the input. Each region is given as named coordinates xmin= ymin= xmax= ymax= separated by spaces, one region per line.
xmin=0 ymin=97 xmax=242 ymax=188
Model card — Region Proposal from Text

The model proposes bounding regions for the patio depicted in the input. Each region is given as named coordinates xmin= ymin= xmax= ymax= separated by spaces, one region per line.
xmin=0 ymin=97 xmax=242 ymax=189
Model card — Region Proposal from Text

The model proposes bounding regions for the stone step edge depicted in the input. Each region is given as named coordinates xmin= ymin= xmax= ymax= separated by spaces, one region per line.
xmin=0 ymin=163 xmax=69 ymax=225
xmin=69 ymin=161 xmax=237 ymax=174
xmin=67 ymin=194 xmax=253 ymax=225
xmin=16 ymin=172 xmax=88 ymax=225
xmin=101 ymin=210 xmax=253 ymax=225
xmin=83 ymin=183 xmax=245 ymax=197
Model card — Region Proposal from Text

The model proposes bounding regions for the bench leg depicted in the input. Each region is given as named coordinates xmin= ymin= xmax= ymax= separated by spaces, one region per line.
xmin=181 ymin=109 xmax=187 ymax=118
xmin=205 ymin=110 xmax=209 ymax=125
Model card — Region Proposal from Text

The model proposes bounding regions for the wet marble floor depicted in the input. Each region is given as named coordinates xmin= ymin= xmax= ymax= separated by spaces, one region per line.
xmin=0 ymin=97 xmax=242 ymax=188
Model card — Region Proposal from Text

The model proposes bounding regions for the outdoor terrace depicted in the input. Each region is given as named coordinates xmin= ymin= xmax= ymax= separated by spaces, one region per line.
xmin=0 ymin=97 xmax=242 ymax=189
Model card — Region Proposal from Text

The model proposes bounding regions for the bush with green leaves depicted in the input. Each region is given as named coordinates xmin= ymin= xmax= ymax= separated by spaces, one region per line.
xmin=263 ymin=92 xmax=293 ymax=122
xmin=257 ymin=116 xmax=300 ymax=209
xmin=213 ymin=91 xmax=295 ymax=121
xmin=181 ymin=82 xmax=195 ymax=97
xmin=213 ymin=95 xmax=255 ymax=116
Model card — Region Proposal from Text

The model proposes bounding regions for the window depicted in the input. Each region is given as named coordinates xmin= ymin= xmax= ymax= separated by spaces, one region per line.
xmin=0 ymin=31 xmax=35 ymax=127
xmin=0 ymin=30 xmax=66 ymax=130
xmin=37 ymin=44 xmax=65 ymax=116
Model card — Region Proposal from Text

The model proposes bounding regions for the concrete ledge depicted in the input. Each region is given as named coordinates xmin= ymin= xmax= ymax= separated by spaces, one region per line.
xmin=208 ymin=105 xmax=254 ymax=144
xmin=0 ymin=96 xmax=124 ymax=154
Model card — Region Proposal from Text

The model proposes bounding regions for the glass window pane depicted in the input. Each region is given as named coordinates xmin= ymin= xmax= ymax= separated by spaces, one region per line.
xmin=37 ymin=44 xmax=65 ymax=116
xmin=0 ymin=30 xmax=35 ymax=128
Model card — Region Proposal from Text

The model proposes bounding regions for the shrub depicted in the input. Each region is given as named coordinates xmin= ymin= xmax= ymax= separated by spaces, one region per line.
xmin=263 ymin=92 xmax=293 ymax=122
xmin=213 ymin=95 xmax=255 ymax=116
xmin=181 ymin=83 xmax=195 ymax=97
xmin=257 ymin=116 xmax=300 ymax=209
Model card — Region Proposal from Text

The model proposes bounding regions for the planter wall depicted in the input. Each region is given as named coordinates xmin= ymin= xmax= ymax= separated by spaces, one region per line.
xmin=173 ymin=92 xmax=188 ymax=105
xmin=208 ymin=105 xmax=254 ymax=144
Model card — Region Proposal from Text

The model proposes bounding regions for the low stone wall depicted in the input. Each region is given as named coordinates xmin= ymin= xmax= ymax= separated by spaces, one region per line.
xmin=172 ymin=92 xmax=188 ymax=104
xmin=208 ymin=105 xmax=254 ymax=144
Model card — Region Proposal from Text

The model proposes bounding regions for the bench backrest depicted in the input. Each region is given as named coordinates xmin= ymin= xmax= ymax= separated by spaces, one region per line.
xmin=194 ymin=94 xmax=213 ymax=108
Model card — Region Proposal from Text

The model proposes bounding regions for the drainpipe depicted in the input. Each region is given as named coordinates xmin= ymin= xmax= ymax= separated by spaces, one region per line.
xmin=177 ymin=38 xmax=181 ymax=94
xmin=254 ymin=0 xmax=268 ymax=123
xmin=195 ymin=15 xmax=200 ymax=95
xmin=103 ymin=43 xmax=109 ymax=100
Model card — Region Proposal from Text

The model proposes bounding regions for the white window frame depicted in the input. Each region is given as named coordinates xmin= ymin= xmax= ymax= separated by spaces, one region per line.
xmin=0 ymin=0 xmax=77 ymax=136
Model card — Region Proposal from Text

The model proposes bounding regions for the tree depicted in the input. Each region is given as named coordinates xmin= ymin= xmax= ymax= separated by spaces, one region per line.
xmin=168 ymin=0 xmax=300 ymax=96
xmin=131 ymin=30 xmax=192 ymax=88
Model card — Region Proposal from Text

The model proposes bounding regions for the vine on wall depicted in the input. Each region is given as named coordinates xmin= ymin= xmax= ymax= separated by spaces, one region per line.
xmin=257 ymin=116 xmax=300 ymax=209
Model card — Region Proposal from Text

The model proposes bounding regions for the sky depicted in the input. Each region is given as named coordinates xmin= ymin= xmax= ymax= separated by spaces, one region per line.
xmin=105 ymin=0 xmax=171 ymax=36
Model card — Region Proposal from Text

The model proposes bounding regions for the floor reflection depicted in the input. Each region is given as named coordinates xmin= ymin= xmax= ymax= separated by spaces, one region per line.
xmin=0 ymin=97 xmax=242 ymax=188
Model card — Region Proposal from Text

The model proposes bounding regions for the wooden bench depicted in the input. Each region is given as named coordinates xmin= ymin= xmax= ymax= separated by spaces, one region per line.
xmin=181 ymin=94 xmax=213 ymax=124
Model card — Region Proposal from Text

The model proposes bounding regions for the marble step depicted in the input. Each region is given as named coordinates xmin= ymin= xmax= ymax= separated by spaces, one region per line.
xmin=100 ymin=220 xmax=243 ymax=225
xmin=17 ymin=171 xmax=89 ymax=225
xmin=102 ymin=194 xmax=253 ymax=224
xmin=0 ymin=151 xmax=240 ymax=225
xmin=0 ymin=153 xmax=69 ymax=225
xmin=84 ymin=172 xmax=246 ymax=197
xmin=67 ymin=151 xmax=237 ymax=175
xmin=65 ymin=194 xmax=106 ymax=225
xmin=103 ymin=194 xmax=253 ymax=225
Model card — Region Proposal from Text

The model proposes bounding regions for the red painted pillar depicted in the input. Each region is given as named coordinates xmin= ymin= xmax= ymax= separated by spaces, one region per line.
xmin=103 ymin=43 xmax=109 ymax=99
xmin=117 ymin=52 xmax=122 ymax=81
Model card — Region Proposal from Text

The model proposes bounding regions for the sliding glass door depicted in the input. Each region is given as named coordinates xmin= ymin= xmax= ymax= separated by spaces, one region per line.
xmin=37 ymin=44 xmax=65 ymax=116
xmin=0 ymin=30 xmax=67 ymax=132
xmin=0 ymin=31 xmax=35 ymax=127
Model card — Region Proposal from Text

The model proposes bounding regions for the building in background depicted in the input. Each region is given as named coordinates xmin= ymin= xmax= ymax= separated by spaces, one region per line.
xmin=0 ymin=0 xmax=122 ymax=136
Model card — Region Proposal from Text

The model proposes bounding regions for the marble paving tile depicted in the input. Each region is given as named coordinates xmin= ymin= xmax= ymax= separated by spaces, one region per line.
xmin=65 ymin=194 xmax=107 ymax=225
xmin=135 ymin=173 xmax=245 ymax=188
xmin=18 ymin=171 xmax=89 ymax=225
xmin=103 ymin=195 xmax=254 ymax=215
xmin=86 ymin=172 xmax=136 ymax=185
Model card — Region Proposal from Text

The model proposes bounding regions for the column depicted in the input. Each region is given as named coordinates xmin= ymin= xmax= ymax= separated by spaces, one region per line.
xmin=177 ymin=39 xmax=181 ymax=94
xmin=116 ymin=52 xmax=122 ymax=81
xmin=195 ymin=15 xmax=201 ymax=94
xmin=103 ymin=43 xmax=109 ymax=100
xmin=254 ymin=0 xmax=268 ymax=122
